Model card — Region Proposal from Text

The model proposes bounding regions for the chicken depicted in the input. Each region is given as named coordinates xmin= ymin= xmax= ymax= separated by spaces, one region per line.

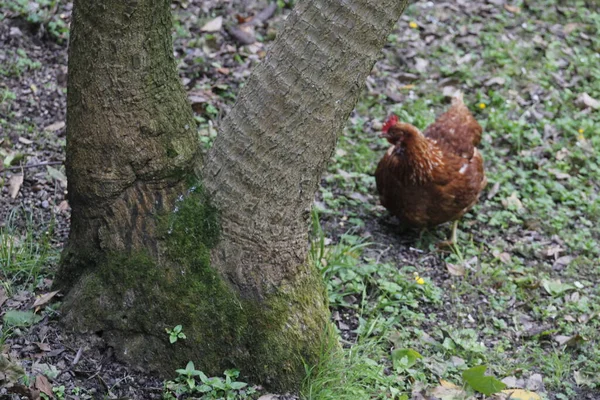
xmin=375 ymin=94 xmax=487 ymax=244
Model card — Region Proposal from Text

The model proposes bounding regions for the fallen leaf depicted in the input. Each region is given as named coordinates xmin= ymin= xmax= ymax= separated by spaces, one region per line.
xmin=55 ymin=200 xmax=70 ymax=213
xmin=555 ymin=147 xmax=570 ymax=161
xmin=485 ymin=77 xmax=506 ymax=86
xmin=548 ymin=169 xmax=570 ymax=180
xmin=446 ymin=263 xmax=465 ymax=276
xmin=552 ymin=255 xmax=573 ymax=269
xmin=502 ymin=192 xmax=523 ymax=211
xmin=563 ymin=315 xmax=576 ymax=322
xmin=500 ymin=389 xmax=541 ymax=400
xmin=553 ymin=333 xmax=585 ymax=347
xmin=504 ymin=4 xmax=521 ymax=13
xmin=573 ymin=370 xmax=594 ymax=386
xmin=8 ymin=174 xmax=24 ymax=199
xmin=200 ymin=16 xmax=223 ymax=32
xmin=440 ymin=379 xmax=461 ymax=389
xmin=563 ymin=23 xmax=581 ymax=35
xmin=18 ymin=137 xmax=33 ymax=145
xmin=575 ymin=93 xmax=600 ymax=110
xmin=32 ymin=290 xmax=60 ymax=309
xmin=578 ymin=312 xmax=596 ymax=323
xmin=35 ymin=342 xmax=52 ymax=352
xmin=525 ymin=374 xmax=544 ymax=392
xmin=34 ymin=375 xmax=53 ymax=397
xmin=44 ymin=121 xmax=65 ymax=132
xmin=414 ymin=58 xmax=429 ymax=73
xmin=501 ymin=376 xmax=524 ymax=388
xmin=430 ymin=381 xmax=467 ymax=400
xmin=545 ymin=244 xmax=563 ymax=258
xmin=487 ymin=181 xmax=500 ymax=200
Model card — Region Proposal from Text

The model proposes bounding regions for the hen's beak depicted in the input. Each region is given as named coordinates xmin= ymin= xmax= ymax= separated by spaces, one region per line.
xmin=379 ymin=132 xmax=390 ymax=139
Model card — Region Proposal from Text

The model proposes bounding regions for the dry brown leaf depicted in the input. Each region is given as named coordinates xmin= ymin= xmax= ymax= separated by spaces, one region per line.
xmin=414 ymin=58 xmax=429 ymax=73
xmin=200 ymin=16 xmax=223 ymax=32
xmin=498 ymin=252 xmax=511 ymax=264
xmin=446 ymin=262 xmax=465 ymax=276
xmin=573 ymin=370 xmax=594 ymax=386
xmin=34 ymin=375 xmax=53 ymax=397
xmin=554 ymin=333 xmax=585 ymax=347
xmin=485 ymin=77 xmax=506 ymax=87
xmin=575 ymin=93 xmax=600 ymax=110
xmin=548 ymin=169 xmax=570 ymax=180
xmin=32 ymin=290 xmax=60 ymax=309
xmin=487 ymin=181 xmax=500 ymax=200
xmin=35 ymin=342 xmax=52 ymax=352
xmin=502 ymin=192 xmax=523 ymax=211
xmin=500 ymin=389 xmax=541 ymax=400
xmin=18 ymin=137 xmax=33 ymax=145
xmin=56 ymin=200 xmax=70 ymax=213
xmin=430 ymin=380 xmax=467 ymax=399
xmin=44 ymin=121 xmax=65 ymax=132
xmin=504 ymin=4 xmax=521 ymax=13
xmin=555 ymin=147 xmax=570 ymax=161
xmin=8 ymin=174 xmax=24 ymax=199
xmin=563 ymin=23 xmax=581 ymax=35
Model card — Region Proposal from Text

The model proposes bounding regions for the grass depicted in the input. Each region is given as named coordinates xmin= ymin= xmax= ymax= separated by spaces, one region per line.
xmin=0 ymin=207 xmax=58 ymax=291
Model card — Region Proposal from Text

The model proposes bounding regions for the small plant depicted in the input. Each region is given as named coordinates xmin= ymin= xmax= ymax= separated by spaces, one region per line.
xmin=164 ymin=363 xmax=256 ymax=399
xmin=176 ymin=361 xmax=203 ymax=390
xmin=166 ymin=324 xmax=187 ymax=344
xmin=52 ymin=385 xmax=66 ymax=400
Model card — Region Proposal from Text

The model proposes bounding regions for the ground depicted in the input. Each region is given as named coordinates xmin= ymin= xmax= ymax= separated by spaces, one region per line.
xmin=0 ymin=0 xmax=599 ymax=399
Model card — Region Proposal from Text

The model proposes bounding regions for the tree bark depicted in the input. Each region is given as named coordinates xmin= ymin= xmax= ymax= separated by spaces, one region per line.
xmin=56 ymin=0 xmax=409 ymax=391
xmin=203 ymin=0 xmax=409 ymax=300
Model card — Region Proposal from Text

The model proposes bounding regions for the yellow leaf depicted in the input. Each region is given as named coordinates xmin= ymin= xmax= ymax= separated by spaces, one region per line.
xmin=501 ymin=389 xmax=542 ymax=400
xmin=440 ymin=379 xmax=461 ymax=389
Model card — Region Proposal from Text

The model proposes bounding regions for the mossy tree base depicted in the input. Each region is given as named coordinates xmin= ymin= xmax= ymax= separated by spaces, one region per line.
xmin=58 ymin=0 xmax=409 ymax=391
xmin=58 ymin=187 xmax=329 ymax=390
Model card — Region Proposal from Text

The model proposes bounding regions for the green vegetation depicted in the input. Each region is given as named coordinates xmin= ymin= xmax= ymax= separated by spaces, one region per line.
xmin=163 ymin=363 xmax=256 ymax=400
xmin=0 ymin=0 xmax=69 ymax=42
xmin=167 ymin=324 xmax=187 ymax=344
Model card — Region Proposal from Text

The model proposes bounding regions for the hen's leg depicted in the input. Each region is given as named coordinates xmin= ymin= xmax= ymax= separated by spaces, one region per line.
xmin=437 ymin=220 xmax=459 ymax=249
xmin=450 ymin=220 xmax=458 ymax=244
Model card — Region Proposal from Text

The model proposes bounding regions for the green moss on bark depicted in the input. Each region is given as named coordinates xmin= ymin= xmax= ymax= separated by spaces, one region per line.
xmin=59 ymin=183 xmax=329 ymax=391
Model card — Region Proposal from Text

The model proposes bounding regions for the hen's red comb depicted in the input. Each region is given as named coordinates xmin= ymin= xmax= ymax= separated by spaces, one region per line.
xmin=382 ymin=115 xmax=398 ymax=133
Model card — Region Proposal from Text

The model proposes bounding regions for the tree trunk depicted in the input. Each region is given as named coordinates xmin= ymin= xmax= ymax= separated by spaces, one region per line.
xmin=56 ymin=0 xmax=409 ymax=391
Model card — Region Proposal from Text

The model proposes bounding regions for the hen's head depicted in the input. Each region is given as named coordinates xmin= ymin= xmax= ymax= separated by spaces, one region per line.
xmin=380 ymin=115 xmax=421 ymax=146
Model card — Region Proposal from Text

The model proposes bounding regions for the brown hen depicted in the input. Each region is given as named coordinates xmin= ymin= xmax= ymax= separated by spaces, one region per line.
xmin=375 ymin=94 xmax=487 ymax=244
